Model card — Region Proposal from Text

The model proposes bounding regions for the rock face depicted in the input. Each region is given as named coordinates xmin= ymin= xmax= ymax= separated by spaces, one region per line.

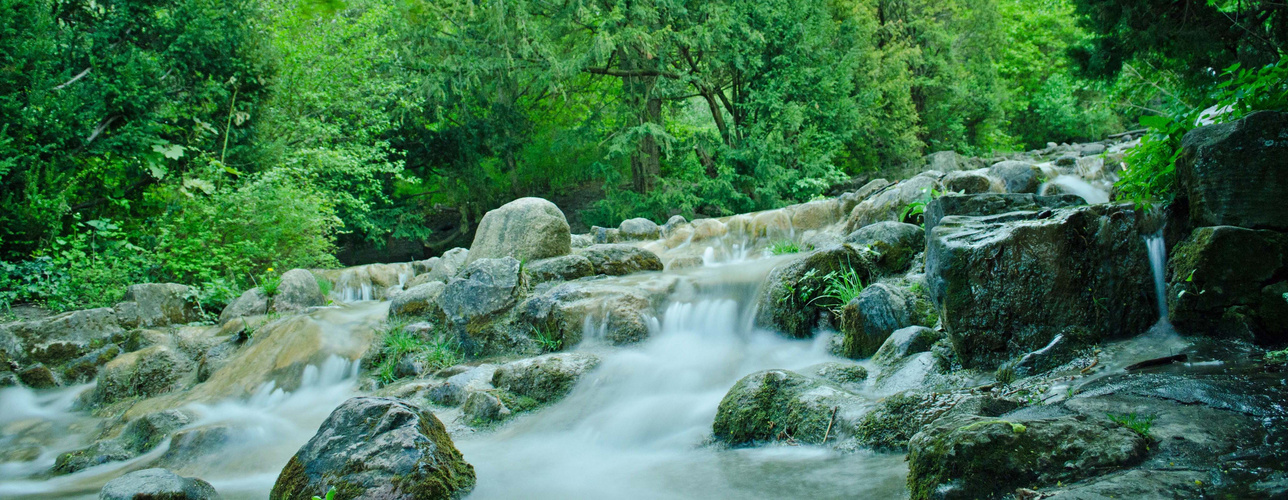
xmin=1167 ymin=225 xmax=1288 ymax=344
xmin=988 ymin=160 xmax=1042 ymax=194
xmin=926 ymin=205 xmax=1154 ymax=368
xmin=712 ymin=369 xmax=868 ymax=446
xmin=844 ymin=221 xmax=925 ymax=273
xmin=1178 ymin=111 xmax=1288 ymax=230
xmin=100 ymin=468 xmax=219 ymax=500
xmin=840 ymin=282 xmax=936 ymax=359
xmin=518 ymin=280 xmax=656 ymax=346
xmin=271 ymin=397 xmax=475 ymax=500
xmin=271 ymin=269 xmax=326 ymax=314
xmin=525 ymin=255 xmax=595 ymax=284
xmin=907 ymin=415 xmax=1148 ymax=500
xmin=95 ymin=345 xmax=193 ymax=405
xmin=115 ymin=283 xmax=199 ymax=328
xmin=492 ymin=353 xmax=600 ymax=403
xmin=439 ymin=257 xmax=522 ymax=324
xmin=219 ymin=288 xmax=268 ymax=324
xmin=755 ymin=245 xmax=873 ymax=339
xmin=579 ymin=244 xmax=663 ymax=276
xmin=467 ymin=197 xmax=571 ymax=265
xmin=390 ymin=282 xmax=447 ymax=318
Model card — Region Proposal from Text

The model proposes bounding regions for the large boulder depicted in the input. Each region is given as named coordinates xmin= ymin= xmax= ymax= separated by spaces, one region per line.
xmin=839 ymin=282 xmax=936 ymax=359
xmin=271 ymin=397 xmax=475 ymax=500
xmin=907 ymin=414 xmax=1148 ymax=500
xmin=789 ymin=199 xmax=844 ymax=231
xmin=712 ymin=369 xmax=869 ymax=446
xmin=579 ymin=244 xmax=663 ymax=276
xmin=755 ymin=245 xmax=874 ymax=339
xmin=466 ymin=197 xmax=571 ymax=265
xmin=492 ymin=352 xmax=600 ymax=404
xmin=390 ymin=282 xmax=447 ymax=319
xmin=846 ymin=174 xmax=942 ymax=231
xmin=518 ymin=280 xmax=656 ymax=346
xmin=525 ymin=255 xmax=595 ymax=284
xmin=271 ymin=269 xmax=326 ymax=314
xmin=218 ymin=288 xmax=268 ymax=325
xmin=988 ymin=160 xmax=1042 ymax=194
xmin=94 ymin=345 xmax=193 ymax=405
xmin=1178 ymin=111 xmax=1288 ymax=230
xmin=1167 ymin=225 xmax=1288 ymax=344
xmin=438 ymin=257 xmax=522 ymax=324
xmin=924 ymin=193 xmax=1085 ymax=236
xmin=844 ymin=221 xmax=925 ymax=273
xmin=115 ymin=283 xmax=199 ymax=328
xmin=100 ymin=468 xmax=219 ymax=500
xmin=942 ymin=170 xmax=1001 ymax=194
xmin=5 ymin=308 xmax=123 ymax=365
xmin=926 ymin=205 xmax=1155 ymax=368
xmin=618 ymin=217 xmax=661 ymax=240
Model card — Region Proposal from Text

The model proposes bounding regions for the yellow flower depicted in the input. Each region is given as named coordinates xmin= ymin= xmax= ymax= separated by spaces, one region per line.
xmin=267 ymin=267 xmax=274 ymax=273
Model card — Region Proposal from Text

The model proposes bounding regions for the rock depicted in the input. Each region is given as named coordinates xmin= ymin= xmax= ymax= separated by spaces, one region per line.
xmin=942 ymin=170 xmax=1000 ymax=194
xmin=570 ymin=233 xmax=594 ymax=248
xmin=750 ymin=210 xmax=793 ymax=240
xmin=580 ymin=244 xmax=663 ymax=276
xmin=95 ymin=345 xmax=193 ymax=405
xmin=846 ymin=174 xmax=942 ymax=231
xmin=755 ymin=245 xmax=874 ymax=339
xmin=7 ymin=308 xmax=123 ymax=365
xmin=17 ymin=363 xmax=58 ymax=389
xmin=1011 ymin=333 xmax=1074 ymax=376
xmin=218 ymin=288 xmax=268 ymax=325
xmin=662 ymin=215 xmax=687 ymax=236
xmin=439 ymin=257 xmax=522 ymax=324
xmin=425 ymin=248 xmax=470 ymax=282
xmin=840 ymin=283 xmax=936 ymax=359
xmin=926 ymin=205 xmax=1154 ymax=368
xmin=492 ymin=353 xmax=600 ymax=404
xmin=844 ymin=221 xmax=925 ymax=273
xmin=1178 ymin=111 xmax=1288 ymax=230
xmin=466 ymin=197 xmax=571 ymax=265
xmin=55 ymin=440 xmax=132 ymax=474
xmin=525 ymin=255 xmax=595 ymax=284
xmin=618 ymin=218 xmax=661 ymax=240
xmin=114 ymin=283 xmax=199 ymax=328
xmin=62 ymin=344 xmax=122 ymax=383
xmin=100 ymin=468 xmax=219 ymax=500
xmin=270 ymin=397 xmax=475 ymax=500
xmin=426 ymin=364 xmax=498 ymax=407
xmin=591 ymin=226 xmax=622 ymax=244
xmin=789 ymin=199 xmax=843 ymax=231
xmin=271 ymin=269 xmax=325 ymax=314
xmin=402 ymin=273 xmax=438 ymax=290
xmin=390 ymin=282 xmax=447 ymax=318
xmin=518 ymin=281 xmax=656 ymax=346
xmin=812 ymin=362 xmax=868 ymax=390
xmin=872 ymin=326 xmax=942 ymax=368
xmin=857 ymin=392 xmax=1017 ymax=452
xmin=924 ymin=193 xmax=1085 ymax=237
xmin=907 ymin=414 xmax=1149 ymax=500
xmin=712 ymin=369 xmax=868 ymax=446
xmin=1074 ymin=142 xmax=1106 ymax=156
xmin=988 ymin=160 xmax=1042 ymax=194
xmin=462 ymin=391 xmax=511 ymax=425
xmin=1167 ymin=225 xmax=1288 ymax=344
xmin=119 ymin=410 xmax=192 ymax=454
xmin=0 ymin=372 xmax=17 ymax=387
xmin=158 ymin=425 xmax=234 ymax=469
xmin=196 ymin=335 xmax=243 ymax=382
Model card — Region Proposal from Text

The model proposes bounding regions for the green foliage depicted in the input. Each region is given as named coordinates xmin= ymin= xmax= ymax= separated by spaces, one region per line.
xmin=531 ymin=325 xmax=563 ymax=353
xmin=769 ymin=240 xmax=802 ymax=256
xmin=260 ymin=274 xmax=282 ymax=298
xmin=1107 ymin=412 xmax=1156 ymax=438
xmin=814 ymin=267 xmax=866 ymax=310
xmin=312 ymin=486 xmax=337 ymax=500
xmin=315 ymin=276 xmax=333 ymax=300
xmin=368 ymin=323 xmax=463 ymax=386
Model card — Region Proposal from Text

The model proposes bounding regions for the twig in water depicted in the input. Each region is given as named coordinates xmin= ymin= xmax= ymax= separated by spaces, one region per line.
xmin=821 ymin=406 xmax=838 ymax=445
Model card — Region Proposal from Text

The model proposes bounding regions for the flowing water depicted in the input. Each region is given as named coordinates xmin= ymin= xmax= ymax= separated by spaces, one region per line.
xmin=1145 ymin=231 xmax=1169 ymax=322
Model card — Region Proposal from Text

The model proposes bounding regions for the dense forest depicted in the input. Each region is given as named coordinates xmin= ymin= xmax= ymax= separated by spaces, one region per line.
xmin=1 ymin=0 xmax=1285 ymax=313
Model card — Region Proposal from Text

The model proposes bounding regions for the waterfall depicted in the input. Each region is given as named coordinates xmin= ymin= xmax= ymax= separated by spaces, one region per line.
xmin=1145 ymin=231 xmax=1168 ymax=321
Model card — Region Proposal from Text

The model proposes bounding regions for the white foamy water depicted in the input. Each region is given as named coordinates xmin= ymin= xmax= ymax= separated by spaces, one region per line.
xmin=1042 ymin=175 xmax=1111 ymax=204
xmin=1145 ymin=231 xmax=1169 ymax=321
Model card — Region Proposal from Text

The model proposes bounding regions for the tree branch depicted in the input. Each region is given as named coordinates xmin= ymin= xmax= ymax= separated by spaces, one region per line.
xmin=584 ymin=67 xmax=681 ymax=79
xmin=53 ymin=67 xmax=92 ymax=90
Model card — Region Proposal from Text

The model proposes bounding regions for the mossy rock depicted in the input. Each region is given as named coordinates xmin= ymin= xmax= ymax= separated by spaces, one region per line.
xmin=712 ymin=369 xmax=868 ymax=446
xmin=755 ymin=245 xmax=876 ymax=339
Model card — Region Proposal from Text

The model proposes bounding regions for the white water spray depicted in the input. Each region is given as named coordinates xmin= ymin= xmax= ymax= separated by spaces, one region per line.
xmin=1145 ymin=231 xmax=1168 ymax=321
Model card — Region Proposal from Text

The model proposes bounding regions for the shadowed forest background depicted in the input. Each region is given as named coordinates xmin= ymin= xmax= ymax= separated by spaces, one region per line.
xmin=1 ymin=0 xmax=1285 ymax=312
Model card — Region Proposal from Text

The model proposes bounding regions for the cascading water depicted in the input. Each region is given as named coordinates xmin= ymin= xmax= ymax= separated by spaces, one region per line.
xmin=1145 ymin=231 xmax=1169 ymax=322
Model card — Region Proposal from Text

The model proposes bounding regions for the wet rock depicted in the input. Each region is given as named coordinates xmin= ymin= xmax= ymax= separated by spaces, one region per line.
xmin=750 ymin=210 xmax=793 ymax=240
xmin=857 ymin=392 xmax=1016 ymax=452
xmin=942 ymin=170 xmax=1000 ymax=194
xmin=196 ymin=335 xmax=245 ymax=383
xmin=525 ymin=255 xmax=595 ymax=284
xmin=492 ymin=353 xmax=600 ymax=404
xmin=218 ymin=288 xmax=268 ymax=325
xmin=158 ymin=425 xmax=234 ymax=469
xmin=840 ymin=282 xmax=936 ymax=359
xmin=1178 ymin=111 xmax=1288 ymax=230
xmin=872 ymin=326 xmax=942 ymax=368
xmin=62 ymin=343 xmax=122 ymax=383
xmin=518 ymin=280 xmax=657 ymax=346
xmin=580 ymin=244 xmax=663 ymax=276
xmin=907 ymin=414 xmax=1148 ymax=499
xmin=439 ymin=257 xmax=522 ymax=324
xmin=17 ymin=363 xmax=58 ymax=389
xmin=812 ymin=362 xmax=868 ymax=390
xmin=1011 ymin=333 xmax=1074 ymax=376
xmin=271 ymin=269 xmax=326 ymax=314
xmin=270 ymin=397 xmax=475 ymax=500
xmin=463 ymin=391 xmax=512 ymax=425
xmin=54 ymin=440 xmax=132 ymax=474
xmin=0 ymin=371 xmax=17 ymax=387
xmin=924 ymin=193 xmax=1085 ymax=236
xmin=7 ymin=307 xmax=123 ymax=365
xmin=426 ymin=364 xmax=497 ymax=407
xmin=712 ymin=369 xmax=869 ymax=446
xmin=846 ymin=174 xmax=942 ymax=231
xmin=755 ymin=245 xmax=874 ymax=339
xmin=873 ymin=352 xmax=944 ymax=394
xmin=95 ymin=345 xmax=193 ymax=405
xmin=619 ymin=217 xmax=661 ymax=240
xmin=114 ymin=283 xmax=199 ymax=328
xmin=790 ymin=199 xmax=843 ymax=231
xmin=390 ymin=282 xmax=447 ymax=319
xmin=402 ymin=272 xmax=439 ymax=290
xmin=1167 ymin=225 xmax=1288 ymax=344
xmin=844 ymin=221 xmax=925 ymax=273
xmin=926 ymin=205 xmax=1154 ymax=368
xmin=467 ymin=197 xmax=571 ymax=265
xmin=662 ymin=215 xmax=687 ymax=237
xmin=100 ymin=468 xmax=219 ymax=500
xmin=988 ymin=160 xmax=1042 ymax=194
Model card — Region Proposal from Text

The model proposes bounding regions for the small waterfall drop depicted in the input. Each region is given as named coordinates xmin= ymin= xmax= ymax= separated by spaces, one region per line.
xmin=1145 ymin=231 xmax=1168 ymax=321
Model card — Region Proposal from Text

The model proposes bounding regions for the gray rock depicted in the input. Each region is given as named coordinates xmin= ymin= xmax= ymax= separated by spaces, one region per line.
xmin=492 ymin=352 xmax=600 ymax=403
xmin=812 ymin=361 xmax=869 ymax=390
xmin=438 ymin=257 xmax=522 ymax=324
xmin=390 ymin=282 xmax=446 ymax=318
xmin=271 ymin=269 xmax=325 ymax=314
xmin=872 ymin=326 xmax=942 ymax=368
xmin=755 ymin=245 xmax=874 ymax=339
xmin=661 ymin=215 xmax=688 ymax=237
xmin=926 ymin=205 xmax=1154 ymax=368
xmin=114 ymin=283 xmax=199 ymax=328
xmin=1179 ymin=111 xmax=1288 ymax=230
xmin=218 ymin=288 xmax=267 ymax=325
xmin=924 ymin=192 xmax=1085 ymax=236
xmin=845 ymin=174 xmax=942 ymax=231
xmin=462 ymin=391 xmax=511 ymax=425
xmin=518 ymin=280 xmax=656 ymax=346
xmin=712 ymin=369 xmax=869 ymax=446
xmin=840 ymin=283 xmax=936 ymax=359
xmin=525 ymin=255 xmax=595 ymax=284
xmin=100 ymin=468 xmax=219 ymax=500
xmin=425 ymin=248 xmax=470 ymax=282
xmin=988 ymin=160 xmax=1042 ymax=194
xmin=618 ymin=217 xmax=661 ymax=240
xmin=579 ymin=244 xmax=663 ymax=276
xmin=466 ymin=197 xmax=571 ymax=265
xmin=62 ymin=344 xmax=122 ymax=383
xmin=270 ymin=397 xmax=475 ymax=500
xmin=570 ymin=233 xmax=594 ymax=248
xmin=1167 ymin=225 xmax=1288 ymax=344
xmin=17 ymin=363 xmax=59 ymax=389
xmin=7 ymin=307 xmax=123 ymax=365
xmin=95 ymin=345 xmax=193 ymax=405
xmin=844 ymin=221 xmax=925 ymax=273
xmin=942 ymin=170 xmax=1000 ymax=194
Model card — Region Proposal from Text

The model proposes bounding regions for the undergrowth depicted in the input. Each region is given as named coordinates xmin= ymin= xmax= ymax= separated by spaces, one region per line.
xmin=367 ymin=321 xmax=463 ymax=386
xmin=1107 ymin=412 xmax=1156 ymax=438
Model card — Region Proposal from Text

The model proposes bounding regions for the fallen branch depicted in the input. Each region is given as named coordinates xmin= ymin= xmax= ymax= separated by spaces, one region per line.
xmin=821 ymin=406 xmax=838 ymax=445
xmin=1108 ymin=128 xmax=1147 ymax=139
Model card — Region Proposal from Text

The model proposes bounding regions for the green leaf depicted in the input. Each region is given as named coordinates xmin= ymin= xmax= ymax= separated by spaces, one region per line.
xmin=152 ymin=143 xmax=186 ymax=160
xmin=1138 ymin=115 xmax=1171 ymax=130
xmin=148 ymin=161 xmax=168 ymax=180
